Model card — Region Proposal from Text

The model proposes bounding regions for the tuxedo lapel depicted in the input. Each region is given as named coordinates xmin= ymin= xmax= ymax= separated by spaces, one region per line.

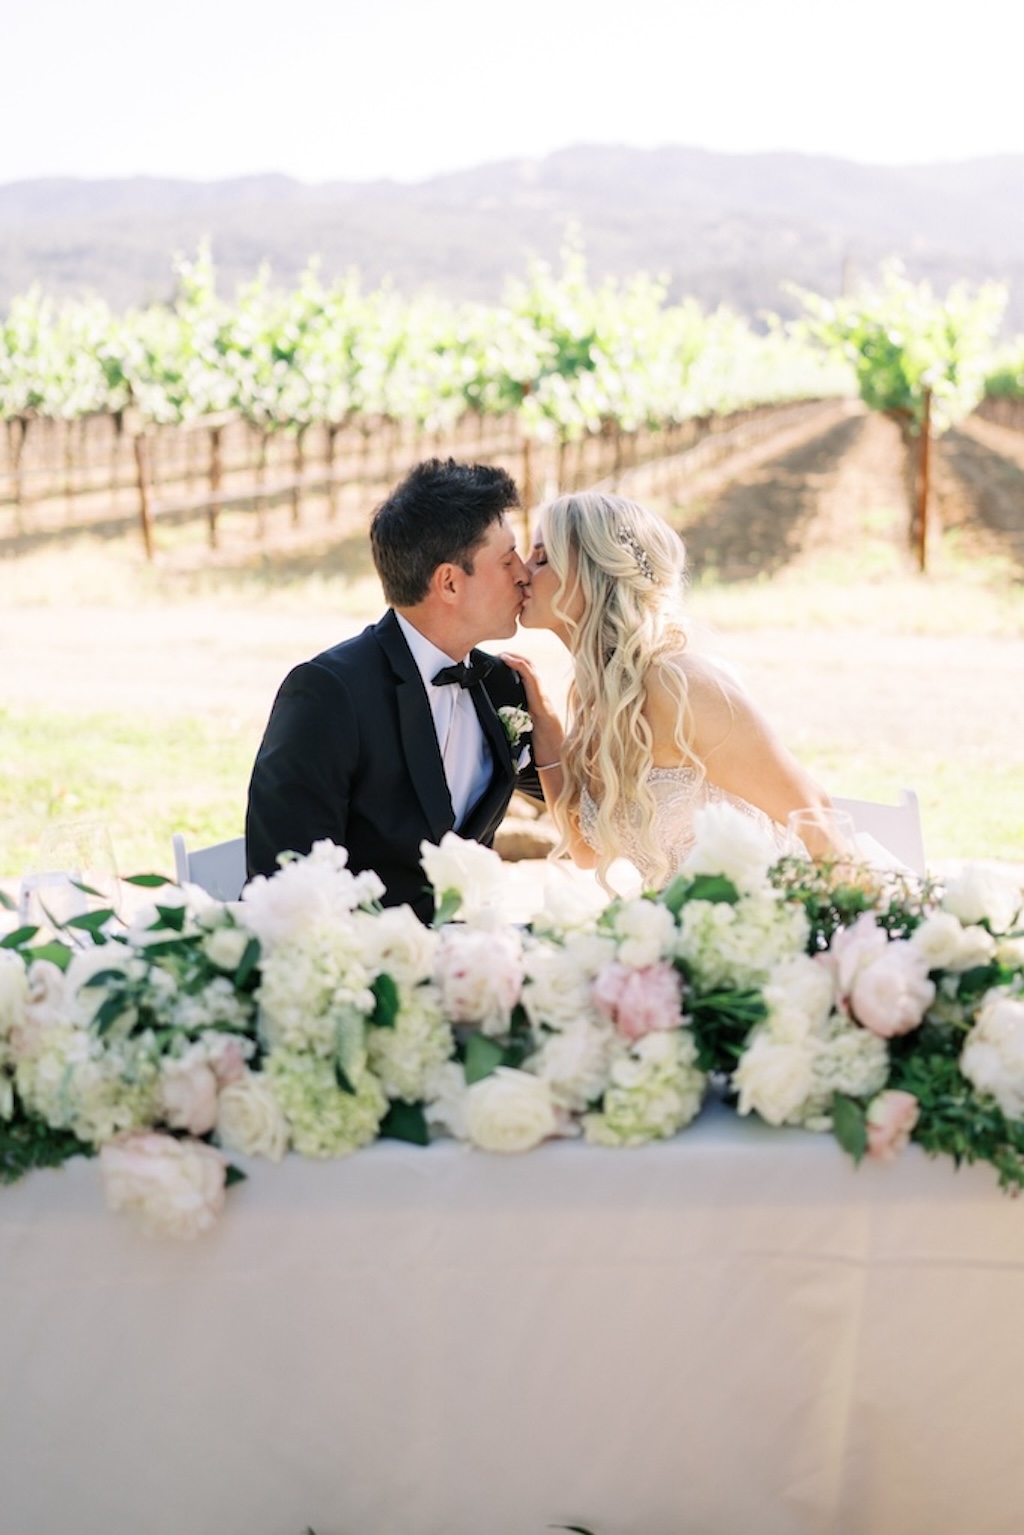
xmin=375 ymin=613 xmax=455 ymax=842
xmin=460 ymin=660 xmax=516 ymax=839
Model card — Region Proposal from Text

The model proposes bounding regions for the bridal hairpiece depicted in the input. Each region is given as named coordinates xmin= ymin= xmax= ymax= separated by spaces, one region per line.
xmin=617 ymin=528 xmax=657 ymax=582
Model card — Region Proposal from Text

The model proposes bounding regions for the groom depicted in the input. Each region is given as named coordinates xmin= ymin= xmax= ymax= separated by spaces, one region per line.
xmin=245 ymin=458 xmax=540 ymax=922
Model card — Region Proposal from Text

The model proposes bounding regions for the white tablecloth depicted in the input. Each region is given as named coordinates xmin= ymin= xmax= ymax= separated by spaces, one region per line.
xmin=3 ymin=1103 xmax=1024 ymax=1535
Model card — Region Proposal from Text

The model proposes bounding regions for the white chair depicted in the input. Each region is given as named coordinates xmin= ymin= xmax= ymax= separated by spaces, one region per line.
xmin=171 ymin=834 xmax=247 ymax=901
xmin=830 ymin=789 xmax=926 ymax=877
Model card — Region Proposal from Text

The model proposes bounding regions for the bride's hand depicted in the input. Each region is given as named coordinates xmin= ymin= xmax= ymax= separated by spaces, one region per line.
xmin=500 ymin=651 xmax=564 ymax=754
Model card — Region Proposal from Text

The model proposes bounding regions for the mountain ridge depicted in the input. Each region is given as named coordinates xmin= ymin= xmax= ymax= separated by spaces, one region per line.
xmin=2 ymin=144 xmax=1021 ymax=328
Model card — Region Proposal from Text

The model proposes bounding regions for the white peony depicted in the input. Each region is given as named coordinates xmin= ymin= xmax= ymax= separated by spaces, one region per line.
xmin=763 ymin=953 xmax=835 ymax=1043
xmin=942 ymin=865 xmax=1022 ymax=935
xmin=463 ymin=1068 xmax=559 ymax=1152
xmin=909 ymin=912 xmax=996 ymax=973
xmin=682 ymin=802 xmax=779 ymax=894
xmin=526 ymin=1013 xmax=618 ymax=1112
xmin=215 ymin=1072 xmax=290 ymax=1161
xmin=241 ymin=840 xmax=384 ymax=949
xmin=100 ymin=1132 xmax=227 ymax=1239
xmin=434 ymin=925 xmax=523 ymax=1033
xmin=158 ymin=1049 xmax=220 ymax=1136
xmin=419 ymin=833 xmax=507 ymax=923
xmin=733 ymin=1031 xmax=816 ymax=1126
xmin=960 ymin=993 xmax=1024 ymax=1120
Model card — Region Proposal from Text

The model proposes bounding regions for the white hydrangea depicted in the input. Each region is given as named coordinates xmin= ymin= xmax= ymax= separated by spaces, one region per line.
xmin=676 ymin=892 xmax=809 ymax=991
xmin=366 ymin=986 xmax=454 ymax=1103
xmin=942 ymin=864 xmax=1022 ymax=936
xmin=583 ymin=1030 xmax=705 ymax=1146
xmin=608 ymin=897 xmax=678 ymax=969
xmin=263 ymin=1048 xmax=387 ymax=1158
xmin=526 ymin=1012 xmax=619 ymax=1113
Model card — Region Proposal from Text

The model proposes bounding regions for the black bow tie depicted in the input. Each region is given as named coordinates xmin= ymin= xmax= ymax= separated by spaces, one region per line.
xmin=431 ymin=657 xmax=495 ymax=689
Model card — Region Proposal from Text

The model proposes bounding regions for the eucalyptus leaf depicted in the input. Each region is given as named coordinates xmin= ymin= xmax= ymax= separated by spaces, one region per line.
xmin=124 ymin=873 xmax=174 ymax=888
xmin=63 ymin=908 xmax=116 ymax=937
xmin=0 ymin=889 xmax=16 ymax=911
xmin=1 ymin=925 xmax=40 ymax=949
xmin=234 ymin=936 xmax=261 ymax=988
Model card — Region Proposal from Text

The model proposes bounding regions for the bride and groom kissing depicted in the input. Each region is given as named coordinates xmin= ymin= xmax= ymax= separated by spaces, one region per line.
xmin=245 ymin=456 xmax=838 ymax=922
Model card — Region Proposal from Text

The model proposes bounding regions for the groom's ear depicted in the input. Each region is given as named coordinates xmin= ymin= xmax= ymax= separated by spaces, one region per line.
xmin=432 ymin=562 xmax=462 ymax=605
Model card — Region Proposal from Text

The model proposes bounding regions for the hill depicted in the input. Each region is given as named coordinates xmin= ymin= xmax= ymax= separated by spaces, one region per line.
xmin=2 ymin=145 xmax=1023 ymax=328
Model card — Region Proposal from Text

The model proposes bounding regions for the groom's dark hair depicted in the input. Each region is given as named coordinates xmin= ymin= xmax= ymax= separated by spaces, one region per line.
xmin=370 ymin=457 xmax=520 ymax=606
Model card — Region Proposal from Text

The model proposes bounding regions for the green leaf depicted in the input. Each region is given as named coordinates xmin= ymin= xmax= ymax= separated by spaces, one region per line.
xmin=432 ymin=888 xmax=462 ymax=927
xmin=154 ymin=903 xmax=188 ymax=932
xmin=24 ymin=940 xmax=74 ymax=970
xmin=686 ymin=873 xmax=740 ymax=905
xmin=380 ymin=1101 xmax=430 ymax=1145
xmin=1 ymin=925 xmax=40 ymax=949
xmin=334 ymin=1060 xmax=357 ymax=1095
xmin=124 ymin=873 xmax=174 ymax=887
xmin=63 ymin=908 xmax=116 ymax=937
xmin=0 ymin=889 xmax=16 ymax=911
xmin=233 ymin=936 xmax=261 ymax=988
xmin=464 ymin=1032 xmax=505 ymax=1084
xmin=832 ymin=1094 xmax=868 ymax=1164
xmin=224 ymin=1163 xmax=248 ymax=1187
xmin=371 ymin=972 xmax=400 ymax=1029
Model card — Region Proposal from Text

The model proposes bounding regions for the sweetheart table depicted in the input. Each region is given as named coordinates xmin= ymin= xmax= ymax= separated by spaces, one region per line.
xmin=2 ymin=1101 xmax=1023 ymax=1535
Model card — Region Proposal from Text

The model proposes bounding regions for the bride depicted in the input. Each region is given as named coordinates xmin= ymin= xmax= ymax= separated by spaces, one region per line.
xmin=502 ymin=490 xmax=843 ymax=890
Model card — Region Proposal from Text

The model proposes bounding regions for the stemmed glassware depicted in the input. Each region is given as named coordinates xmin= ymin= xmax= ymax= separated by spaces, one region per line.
xmin=786 ymin=807 xmax=858 ymax=863
xmin=18 ymin=820 xmax=121 ymax=933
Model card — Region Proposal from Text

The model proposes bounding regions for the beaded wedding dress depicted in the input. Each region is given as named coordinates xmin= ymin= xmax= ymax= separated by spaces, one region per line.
xmin=578 ymin=765 xmax=783 ymax=886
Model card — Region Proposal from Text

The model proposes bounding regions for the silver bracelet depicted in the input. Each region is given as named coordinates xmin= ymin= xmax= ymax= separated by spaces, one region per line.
xmin=535 ymin=760 xmax=561 ymax=772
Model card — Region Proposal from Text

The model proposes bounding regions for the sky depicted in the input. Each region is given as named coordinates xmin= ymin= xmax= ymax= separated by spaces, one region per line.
xmin=2 ymin=0 xmax=1021 ymax=186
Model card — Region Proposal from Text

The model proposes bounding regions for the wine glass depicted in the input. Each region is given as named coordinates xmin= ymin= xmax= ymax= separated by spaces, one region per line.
xmin=18 ymin=820 xmax=121 ymax=932
xmin=786 ymin=806 xmax=858 ymax=863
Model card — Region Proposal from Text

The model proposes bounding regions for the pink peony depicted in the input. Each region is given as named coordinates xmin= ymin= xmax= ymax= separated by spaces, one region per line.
xmin=159 ymin=1057 xmax=220 ymax=1136
xmin=849 ymin=944 xmax=935 ymax=1038
xmin=823 ymin=912 xmax=889 ymax=996
xmin=100 ymin=1132 xmax=227 ymax=1239
xmin=591 ymin=960 xmax=684 ymax=1042
xmin=435 ymin=927 xmax=523 ymax=1031
xmin=866 ymin=1089 xmax=920 ymax=1162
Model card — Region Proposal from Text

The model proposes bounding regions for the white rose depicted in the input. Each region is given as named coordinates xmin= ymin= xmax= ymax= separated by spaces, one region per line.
xmin=202 ymin=925 xmax=252 ymax=973
xmin=464 ymin=1068 xmax=558 ymax=1152
xmin=996 ymin=935 xmax=1024 ymax=969
xmin=960 ymin=993 xmax=1024 ymax=1119
xmin=733 ymin=1031 xmax=815 ymax=1126
xmin=909 ymin=912 xmax=996 ymax=973
xmin=683 ymin=801 xmax=778 ymax=893
xmin=533 ymin=873 xmax=611 ymax=934
xmin=354 ymin=904 xmax=439 ymax=986
xmin=942 ymin=865 xmax=1022 ymax=935
xmin=100 ymin=1132 xmax=228 ymax=1239
xmin=215 ymin=1072 xmax=290 ymax=1160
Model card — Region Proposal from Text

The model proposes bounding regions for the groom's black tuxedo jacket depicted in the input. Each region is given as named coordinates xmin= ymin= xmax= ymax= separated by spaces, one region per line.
xmin=245 ymin=611 xmax=539 ymax=921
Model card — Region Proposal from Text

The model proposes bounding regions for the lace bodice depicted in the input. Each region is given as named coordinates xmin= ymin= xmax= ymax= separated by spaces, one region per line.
xmin=578 ymin=766 xmax=782 ymax=885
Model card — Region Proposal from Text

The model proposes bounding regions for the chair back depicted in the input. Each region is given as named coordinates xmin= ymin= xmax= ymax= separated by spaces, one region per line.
xmin=830 ymin=789 xmax=926 ymax=876
xmin=172 ymin=834 xmax=247 ymax=901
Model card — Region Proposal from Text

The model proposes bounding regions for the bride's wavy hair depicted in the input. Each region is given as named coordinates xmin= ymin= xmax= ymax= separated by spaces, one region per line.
xmin=541 ymin=491 xmax=700 ymax=889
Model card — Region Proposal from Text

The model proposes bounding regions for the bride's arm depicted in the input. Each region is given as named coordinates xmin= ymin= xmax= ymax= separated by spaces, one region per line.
xmin=499 ymin=650 xmax=598 ymax=869
xmin=648 ymin=654 xmax=842 ymax=854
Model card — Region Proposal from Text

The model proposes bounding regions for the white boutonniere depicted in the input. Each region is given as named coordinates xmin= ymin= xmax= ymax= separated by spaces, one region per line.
xmin=497 ymin=705 xmax=532 ymax=752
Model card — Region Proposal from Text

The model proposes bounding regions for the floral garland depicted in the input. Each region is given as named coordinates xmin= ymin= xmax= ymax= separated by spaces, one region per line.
xmin=2 ymin=806 xmax=1023 ymax=1239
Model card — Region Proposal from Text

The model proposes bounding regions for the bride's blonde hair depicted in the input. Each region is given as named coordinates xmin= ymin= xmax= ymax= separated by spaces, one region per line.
xmin=541 ymin=491 xmax=700 ymax=889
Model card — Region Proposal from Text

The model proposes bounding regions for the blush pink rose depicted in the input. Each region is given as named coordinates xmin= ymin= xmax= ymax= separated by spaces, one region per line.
xmin=100 ymin=1132 xmax=227 ymax=1239
xmin=849 ymin=944 xmax=935 ymax=1038
xmin=866 ymin=1089 xmax=920 ymax=1162
xmin=591 ymin=960 xmax=684 ymax=1042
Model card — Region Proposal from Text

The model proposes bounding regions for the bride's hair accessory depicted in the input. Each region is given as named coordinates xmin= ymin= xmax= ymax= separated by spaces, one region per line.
xmin=617 ymin=527 xmax=657 ymax=583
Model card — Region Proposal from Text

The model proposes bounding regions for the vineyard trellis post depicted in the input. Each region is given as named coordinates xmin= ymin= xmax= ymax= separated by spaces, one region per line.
xmin=914 ymin=387 xmax=933 ymax=573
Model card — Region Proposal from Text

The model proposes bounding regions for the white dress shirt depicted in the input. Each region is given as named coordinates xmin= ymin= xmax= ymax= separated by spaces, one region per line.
xmin=395 ymin=613 xmax=492 ymax=829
